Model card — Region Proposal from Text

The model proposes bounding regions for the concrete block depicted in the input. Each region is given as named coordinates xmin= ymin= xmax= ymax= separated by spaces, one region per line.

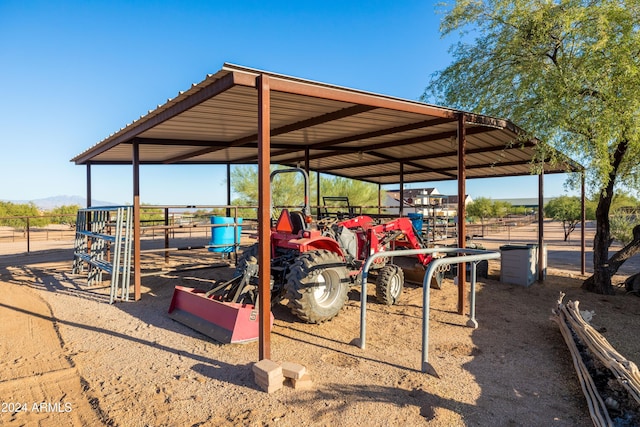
xmin=255 ymin=375 xmax=283 ymax=393
xmin=281 ymin=361 xmax=306 ymax=380
xmin=291 ymin=373 xmax=313 ymax=390
xmin=252 ymin=359 xmax=282 ymax=380
xmin=254 ymin=368 xmax=284 ymax=383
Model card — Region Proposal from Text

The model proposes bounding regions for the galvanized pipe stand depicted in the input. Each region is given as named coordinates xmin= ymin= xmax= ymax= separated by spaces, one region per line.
xmin=72 ymin=206 xmax=133 ymax=303
xmin=358 ymin=247 xmax=500 ymax=374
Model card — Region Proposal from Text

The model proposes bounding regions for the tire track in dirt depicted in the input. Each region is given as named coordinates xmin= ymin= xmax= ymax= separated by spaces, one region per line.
xmin=0 ymin=280 xmax=111 ymax=426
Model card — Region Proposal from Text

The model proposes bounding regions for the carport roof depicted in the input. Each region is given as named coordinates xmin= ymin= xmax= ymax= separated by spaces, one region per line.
xmin=71 ymin=63 xmax=582 ymax=184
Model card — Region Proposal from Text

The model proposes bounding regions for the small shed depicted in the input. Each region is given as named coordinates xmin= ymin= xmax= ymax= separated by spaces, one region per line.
xmin=71 ymin=63 xmax=584 ymax=359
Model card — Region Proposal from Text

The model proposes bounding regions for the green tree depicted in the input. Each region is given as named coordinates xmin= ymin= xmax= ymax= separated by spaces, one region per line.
xmin=231 ymin=166 xmax=313 ymax=220
xmin=467 ymin=197 xmax=493 ymax=235
xmin=545 ymin=196 xmax=581 ymax=242
xmin=611 ymin=193 xmax=639 ymax=212
xmin=492 ymin=200 xmax=512 ymax=219
xmin=230 ymin=165 xmax=382 ymax=217
xmin=425 ymin=1 xmax=640 ymax=294
xmin=139 ymin=204 xmax=166 ymax=225
xmin=0 ymin=201 xmax=45 ymax=229
xmin=610 ymin=210 xmax=636 ymax=245
xmin=510 ymin=205 xmax=528 ymax=216
xmin=319 ymin=176 xmax=381 ymax=214
xmin=48 ymin=204 xmax=80 ymax=225
xmin=585 ymin=198 xmax=598 ymax=222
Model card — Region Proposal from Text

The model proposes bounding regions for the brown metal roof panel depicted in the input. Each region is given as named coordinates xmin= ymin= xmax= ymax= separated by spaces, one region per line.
xmin=360 ymin=121 xmax=458 ymax=141
xmin=341 ymin=165 xmax=402 ymax=180
xmin=142 ymin=115 xmax=255 ymax=132
xmin=332 ymin=131 xmax=449 ymax=151
xmin=465 ymin=131 xmax=516 ymax=152
xmin=371 ymin=142 xmax=450 ymax=161
xmin=164 ymin=98 xmax=258 ymax=122
xmin=73 ymin=63 xmax=583 ymax=183
xmin=141 ymin=145 xmax=227 ymax=163
xmin=308 ymin=117 xmax=459 ymax=150
xmin=269 ymin=93 xmax=375 ymax=131
xmin=138 ymin=90 xmax=259 ymax=139
xmin=467 ymin=151 xmax=520 ymax=168
xmin=186 ymin=146 xmax=262 ymax=163
xmin=306 ymin=152 xmax=367 ymax=169
xmin=141 ymin=119 xmax=256 ymax=140
xmin=271 ymin=90 xmax=354 ymax=111
xmin=266 ymin=107 xmax=414 ymax=144
xmin=90 ymin=144 xmax=228 ymax=164
xmin=269 ymin=152 xmax=314 ymax=166
xmin=335 ymin=126 xmax=460 ymax=152
xmin=326 ymin=108 xmax=443 ymax=127
xmin=268 ymin=103 xmax=457 ymax=148
xmin=412 ymin=157 xmax=458 ymax=171
xmin=71 ymin=69 xmax=240 ymax=164
xmin=89 ymin=145 xmax=133 ymax=163
xmin=222 ymin=63 xmax=458 ymax=119
xmin=465 ymin=165 xmax=529 ymax=179
xmin=272 ymin=122 xmax=389 ymax=145
xmin=318 ymin=110 xmax=424 ymax=131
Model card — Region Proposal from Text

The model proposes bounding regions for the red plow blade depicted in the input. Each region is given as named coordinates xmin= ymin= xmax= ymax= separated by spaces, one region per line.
xmin=168 ymin=286 xmax=272 ymax=344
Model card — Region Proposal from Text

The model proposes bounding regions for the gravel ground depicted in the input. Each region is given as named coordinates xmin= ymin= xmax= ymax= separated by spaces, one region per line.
xmin=1 ymin=221 xmax=639 ymax=426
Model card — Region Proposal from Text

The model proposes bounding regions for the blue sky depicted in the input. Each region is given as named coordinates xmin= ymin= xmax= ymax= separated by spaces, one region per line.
xmin=0 ymin=0 xmax=577 ymax=206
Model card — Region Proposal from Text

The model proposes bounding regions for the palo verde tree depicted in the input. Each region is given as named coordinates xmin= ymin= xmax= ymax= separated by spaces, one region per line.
xmin=466 ymin=197 xmax=494 ymax=235
xmin=492 ymin=200 xmax=512 ymax=219
xmin=425 ymin=1 xmax=640 ymax=294
xmin=545 ymin=196 xmax=581 ymax=242
xmin=609 ymin=194 xmax=639 ymax=244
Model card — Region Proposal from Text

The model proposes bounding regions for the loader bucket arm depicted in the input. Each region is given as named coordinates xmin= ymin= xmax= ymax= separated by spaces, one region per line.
xmin=367 ymin=217 xmax=433 ymax=266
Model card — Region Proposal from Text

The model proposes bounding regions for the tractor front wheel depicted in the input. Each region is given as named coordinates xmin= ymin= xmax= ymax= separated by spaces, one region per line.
xmin=285 ymin=250 xmax=349 ymax=323
xmin=375 ymin=264 xmax=404 ymax=305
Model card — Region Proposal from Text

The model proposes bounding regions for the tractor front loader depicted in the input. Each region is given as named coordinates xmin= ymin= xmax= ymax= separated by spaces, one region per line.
xmin=169 ymin=168 xmax=441 ymax=343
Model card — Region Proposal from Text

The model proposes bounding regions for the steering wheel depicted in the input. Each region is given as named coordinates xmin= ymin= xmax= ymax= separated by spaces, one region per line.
xmin=316 ymin=216 xmax=339 ymax=228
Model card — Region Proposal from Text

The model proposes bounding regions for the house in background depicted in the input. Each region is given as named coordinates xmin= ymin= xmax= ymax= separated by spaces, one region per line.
xmin=384 ymin=188 xmax=473 ymax=217
xmin=442 ymin=194 xmax=474 ymax=216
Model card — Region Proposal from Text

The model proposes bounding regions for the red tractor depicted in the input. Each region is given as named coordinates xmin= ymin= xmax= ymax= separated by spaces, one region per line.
xmin=169 ymin=168 xmax=438 ymax=342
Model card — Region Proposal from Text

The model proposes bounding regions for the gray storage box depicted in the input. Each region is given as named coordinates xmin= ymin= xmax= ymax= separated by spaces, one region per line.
xmin=500 ymin=244 xmax=546 ymax=286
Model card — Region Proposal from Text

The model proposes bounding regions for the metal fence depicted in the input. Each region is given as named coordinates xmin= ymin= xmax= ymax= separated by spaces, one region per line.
xmin=0 ymin=214 xmax=77 ymax=254
xmin=0 ymin=207 xmax=534 ymax=256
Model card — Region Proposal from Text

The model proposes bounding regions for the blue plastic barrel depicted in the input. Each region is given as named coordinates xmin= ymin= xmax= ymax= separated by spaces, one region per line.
xmin=407 ymin=213 xmax=423 ymax=237
xmin=209 ymin=217 xmax=243 ymax=252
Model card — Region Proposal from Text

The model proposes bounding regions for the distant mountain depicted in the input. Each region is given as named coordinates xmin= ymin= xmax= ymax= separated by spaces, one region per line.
xmin=5 ymin=195 xmax=118 ymax=211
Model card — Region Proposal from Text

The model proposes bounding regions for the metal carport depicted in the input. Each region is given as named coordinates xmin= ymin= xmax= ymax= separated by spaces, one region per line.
xmin=71 ymin=63 xmax=584 ymax=360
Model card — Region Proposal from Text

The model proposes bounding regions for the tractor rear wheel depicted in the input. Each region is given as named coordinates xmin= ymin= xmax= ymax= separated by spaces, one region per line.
xmin=285 ymin=250 xmax=349 ymax=323
xmin=375 ymin=264 xmax=404 ymax=305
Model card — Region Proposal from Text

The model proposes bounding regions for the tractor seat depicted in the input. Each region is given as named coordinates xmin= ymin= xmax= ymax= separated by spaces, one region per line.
xmin=274 ymin=209 xmax=307 ymax=235
xmin=290 ymin=211 xmax=306 ymax=234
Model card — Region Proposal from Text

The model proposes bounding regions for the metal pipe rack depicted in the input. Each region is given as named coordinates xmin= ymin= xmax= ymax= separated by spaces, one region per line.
xmin=358 ymin=247 xmax=500 ymax=374
xmin=72 ymin=206 xmax=133 ymax=303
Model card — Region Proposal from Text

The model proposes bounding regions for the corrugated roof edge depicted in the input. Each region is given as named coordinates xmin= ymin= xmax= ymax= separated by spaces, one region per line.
xmin=70 ymin=68 xmax=232 ymax=163
xmin=70 ymin=62 xmax=583 ymax=173
xmin=221 ymin=62 xmax=460 ymax=113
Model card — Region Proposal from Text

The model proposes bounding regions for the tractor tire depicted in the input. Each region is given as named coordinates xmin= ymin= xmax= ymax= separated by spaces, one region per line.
xmin=474 ymin=260 xmax=489 ymax=279
xmin=285 ymin=250 xmax=349 ymax=324
xmin=375 ymin=264 xmax=404 ymax=305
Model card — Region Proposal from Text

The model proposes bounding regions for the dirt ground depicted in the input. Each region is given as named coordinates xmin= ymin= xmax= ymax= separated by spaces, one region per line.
xmin=1 ymin=221 xmax=639 ymax=426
